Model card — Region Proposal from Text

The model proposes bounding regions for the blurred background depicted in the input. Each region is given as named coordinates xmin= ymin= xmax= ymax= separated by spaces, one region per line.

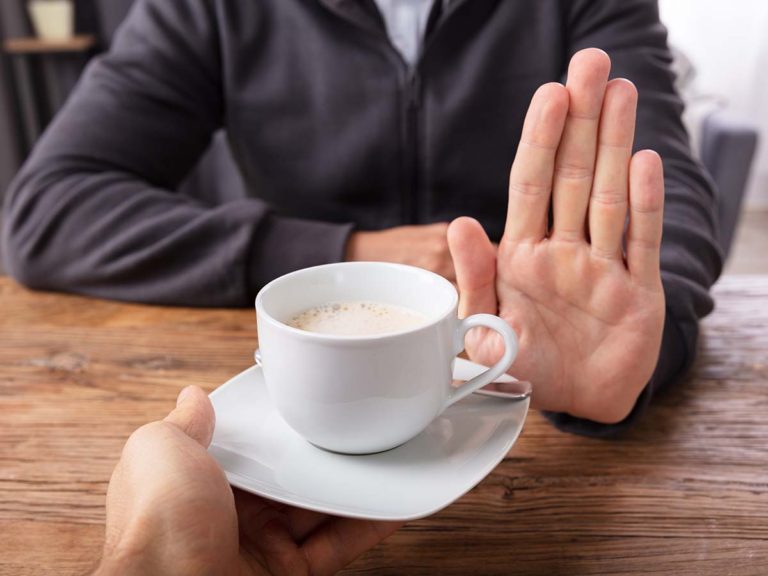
xmin=0 ymin=0 xmax=765 ymax=275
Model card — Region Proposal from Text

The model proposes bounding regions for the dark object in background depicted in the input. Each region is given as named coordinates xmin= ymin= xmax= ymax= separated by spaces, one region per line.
xmin=0 ymin=0 xmax=99 ymax=190
xmin=0 ymin=2 xmax=27 ymax=193
xmin=701 ymin=111 xmax=759 ymax=259
xmin=74 ymin=0 xmax=100 ymax=37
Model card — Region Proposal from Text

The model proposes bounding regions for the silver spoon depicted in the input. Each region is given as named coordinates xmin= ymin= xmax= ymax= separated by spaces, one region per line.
xmin=254 ymin=348 xmax=531 ymax=401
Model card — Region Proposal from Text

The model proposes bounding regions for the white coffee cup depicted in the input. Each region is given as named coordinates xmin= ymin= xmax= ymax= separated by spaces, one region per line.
xmin=255 ymin=262 xmax=518 ymax=454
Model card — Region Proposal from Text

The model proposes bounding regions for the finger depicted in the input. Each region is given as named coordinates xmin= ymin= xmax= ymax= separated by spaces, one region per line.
xmin=551 ymin=48 xmax=611 ymax=241
xmin=235 ymin=488 xmax=370 ymax=554
xmin=236 ymin=488 xmax=367 ymax=562
xmin=447 ymin=217 xmax=497 ymax=318
xmin=235 ymin=490 xmax=310 ymax=575
xmin=627 ymin=149 xmax=665 ymax=288
xmin=589 ymin=79 xmax=638 ymax=259
xmin=504 ymin=82 xmax=569 ymax=243
xmin=302 ymin=518 xmax=402 ymax=576
xmin=234 ymin=489 xmax=328 ymax=544
xmin=285 ymin=508 xmax=331 ymax=541
xmin=163 ymin=386 xmax=216 ymax=448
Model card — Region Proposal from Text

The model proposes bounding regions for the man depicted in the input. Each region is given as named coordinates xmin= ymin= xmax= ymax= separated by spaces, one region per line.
xmin=2 ymin=1 xmax=721 ymax=433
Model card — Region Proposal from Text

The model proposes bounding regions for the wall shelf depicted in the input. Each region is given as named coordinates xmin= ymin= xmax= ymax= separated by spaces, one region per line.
xmin=3 ymin=34 xmax=96 ymax=55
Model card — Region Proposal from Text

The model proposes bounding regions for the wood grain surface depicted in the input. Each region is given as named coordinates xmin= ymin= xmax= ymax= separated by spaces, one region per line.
xmin=1 ymin=276 xmax=767 ymax=575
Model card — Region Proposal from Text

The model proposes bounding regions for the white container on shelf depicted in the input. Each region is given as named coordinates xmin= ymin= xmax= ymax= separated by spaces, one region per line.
xmin=28 ymin=0 xmax=75 ymax=41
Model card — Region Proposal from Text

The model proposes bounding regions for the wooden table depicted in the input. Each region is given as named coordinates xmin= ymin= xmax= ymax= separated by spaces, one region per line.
xmin=2 ymin=276 xmax=767 ymax=575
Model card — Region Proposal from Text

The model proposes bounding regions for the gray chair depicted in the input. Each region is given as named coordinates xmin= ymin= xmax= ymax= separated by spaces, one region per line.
xmin=699 ymin=111 xmax=759 ymax=259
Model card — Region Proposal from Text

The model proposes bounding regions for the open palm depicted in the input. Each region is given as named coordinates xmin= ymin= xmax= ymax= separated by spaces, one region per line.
xmin=448 ymin=49 xmax=665 ymax=424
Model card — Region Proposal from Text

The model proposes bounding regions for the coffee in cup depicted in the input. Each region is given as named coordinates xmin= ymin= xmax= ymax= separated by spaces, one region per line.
xmin=288 ymin=300 xmax=428 ymax=336
xmin=255 ymin=262 xmax=518 ymax=454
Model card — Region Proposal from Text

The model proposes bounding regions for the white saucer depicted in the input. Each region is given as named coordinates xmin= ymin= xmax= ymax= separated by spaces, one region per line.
xmin=208 ymin=358 xmax=529 ymax=521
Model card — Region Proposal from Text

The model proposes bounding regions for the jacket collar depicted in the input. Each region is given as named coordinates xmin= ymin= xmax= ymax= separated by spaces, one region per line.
xmin=316 ymin=0 xmax=386 ymax=34
xmin=317 ymin=0 xmax=472 ymax=33
xmin=317 ymin=0 xmax=479 ymax=64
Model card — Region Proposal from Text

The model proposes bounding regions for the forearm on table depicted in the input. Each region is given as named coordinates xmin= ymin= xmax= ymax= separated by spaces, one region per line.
xmin=2 ymin=169 xmax=353 ymax=307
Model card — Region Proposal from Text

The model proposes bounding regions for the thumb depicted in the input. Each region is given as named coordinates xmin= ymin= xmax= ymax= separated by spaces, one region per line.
xmin=163 ymin=386 xmax=216 ymax=448
xmin=447 ymin=217 xmax=498 ymax=318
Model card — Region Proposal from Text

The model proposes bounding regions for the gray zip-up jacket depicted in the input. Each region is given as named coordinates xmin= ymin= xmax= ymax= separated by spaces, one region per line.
xmin=2 ymin=0 xmax=722 ymax=435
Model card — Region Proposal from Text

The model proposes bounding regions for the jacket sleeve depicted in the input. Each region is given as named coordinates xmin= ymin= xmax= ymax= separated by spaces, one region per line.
xmin=1 ymin=0 xmax=353 ymax=307
xmin=544 ymin=0 xmax=723 ymax=436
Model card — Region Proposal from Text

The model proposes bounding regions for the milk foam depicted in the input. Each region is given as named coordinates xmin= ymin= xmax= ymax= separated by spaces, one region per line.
xmin=288 ymin=301 xmax=428 ymax=336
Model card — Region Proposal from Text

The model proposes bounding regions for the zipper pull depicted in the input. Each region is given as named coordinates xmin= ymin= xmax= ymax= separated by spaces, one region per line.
xmin=407 ymin=71 xmax=421 ymax=109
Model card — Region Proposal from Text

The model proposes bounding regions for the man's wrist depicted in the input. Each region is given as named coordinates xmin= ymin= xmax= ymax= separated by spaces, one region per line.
xmin=345 ymin=230 xmax=376 ymax=261
xmin=345 ymin=231 xmax=360 ymax=261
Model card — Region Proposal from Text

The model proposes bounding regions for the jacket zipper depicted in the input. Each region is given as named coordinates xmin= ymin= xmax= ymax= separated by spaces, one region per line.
xmin=403 ymin=70 xmax=421 ymax=224
xmin=318 ymin=0 xmax=473 ymax=225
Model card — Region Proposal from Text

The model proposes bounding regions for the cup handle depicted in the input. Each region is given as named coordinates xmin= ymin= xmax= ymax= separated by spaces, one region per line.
xmin=445 ymin=314 xmax=519 ymax=409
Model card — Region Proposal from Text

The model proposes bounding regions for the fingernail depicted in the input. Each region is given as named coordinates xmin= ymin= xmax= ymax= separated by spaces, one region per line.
xmin=177 ymin=386 xmax=193 ymax=406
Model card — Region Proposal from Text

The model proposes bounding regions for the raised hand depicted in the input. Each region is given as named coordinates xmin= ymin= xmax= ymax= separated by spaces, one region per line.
xmin=96 ymin=386 xmax=400 ymax=575
xmin=448 ymin=49 xmax=666 ymax=424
